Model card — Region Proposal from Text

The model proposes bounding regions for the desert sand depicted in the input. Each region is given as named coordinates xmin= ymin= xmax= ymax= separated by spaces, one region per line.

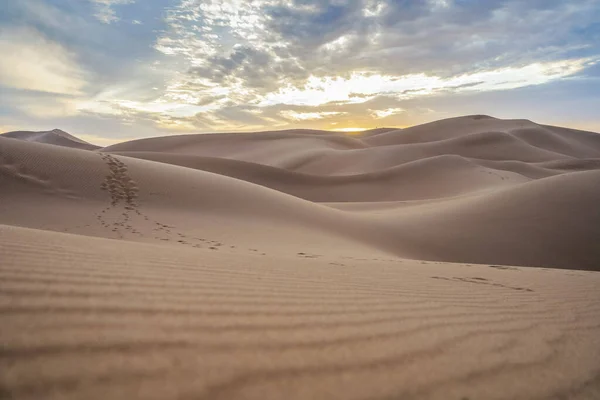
xmin=1 ymin=115 xmax=600 ymax=399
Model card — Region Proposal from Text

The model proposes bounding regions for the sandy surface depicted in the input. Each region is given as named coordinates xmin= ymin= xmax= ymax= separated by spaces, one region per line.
xmin=1 ymin=115 xmax=600 ymax=399
xmin=1 ymin=129 xmax=100 ymax=151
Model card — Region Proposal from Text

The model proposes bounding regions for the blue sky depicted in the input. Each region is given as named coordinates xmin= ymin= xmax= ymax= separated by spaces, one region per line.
xmin=1 ymin=0 xmax=599 ymax=144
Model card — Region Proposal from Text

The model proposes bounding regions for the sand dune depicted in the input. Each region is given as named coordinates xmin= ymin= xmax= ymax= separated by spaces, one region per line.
xmin=1 ymin=129 xmax=101 ymax=150
xmin=2 ymin=117 xmax=600 ymax=268
xmin=104 ymin=117 xmax=600 ymax=175
xmin=108 ymin=152 xmax=526 ymax=201
xmin=2 ymin=115 xmax=600 ymax=268
xmin=2 ymin=115 xmax=600 ymax=399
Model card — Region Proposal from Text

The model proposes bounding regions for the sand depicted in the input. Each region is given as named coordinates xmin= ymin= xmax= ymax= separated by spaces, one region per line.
xmin=1 ymin=115 xmax=600 ymax=399
xmin=1 ymin=129 xmax=100 ymax=151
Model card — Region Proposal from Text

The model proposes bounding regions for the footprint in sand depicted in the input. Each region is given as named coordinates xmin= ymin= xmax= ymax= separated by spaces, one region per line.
xmin=297 ymin=252 xmax=321 ymax=258
xmin=489 ymin=265 xmax=520 ymax=271
xmin=97 ymin=154 xmax=141 ymax=238
xmin=96 ymin=153 xmax=234 ymax=250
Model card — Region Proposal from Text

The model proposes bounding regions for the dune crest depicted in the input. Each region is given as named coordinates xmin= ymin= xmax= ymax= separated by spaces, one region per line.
xmin=1 ymin=129 xmax=101 ymax=150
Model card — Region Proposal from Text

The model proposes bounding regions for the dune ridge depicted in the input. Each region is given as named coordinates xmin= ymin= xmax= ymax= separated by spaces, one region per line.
xmin=1 ymin=129 xmax=101 ymax=150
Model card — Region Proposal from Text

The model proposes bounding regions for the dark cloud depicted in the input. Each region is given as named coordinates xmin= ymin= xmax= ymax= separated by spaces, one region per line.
xmin=260 ymin=0 xmax=600 ymax=78
xmin=189 ymin=46 xmax=276 ymax=88
xmin=195 ymin=95 xmax=227 ymax=106
xmin=265 ymin=0 xmax=365 ymax=47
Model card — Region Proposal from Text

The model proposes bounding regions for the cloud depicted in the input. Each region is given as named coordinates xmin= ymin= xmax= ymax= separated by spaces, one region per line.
xmin=155 ymin=0 xmax=599 ymax=100
xmin=371 ymin=108 xmax=404 ymax=118
xmin=0 ymin=27 xmax=86 ymax=95
xmin=91 ymin=0 xmax=135 ymax=24
xmin=280 ymin=110 xmax=346 ymax=121
xmin=259 ymin=58 xmax=593 ymax=106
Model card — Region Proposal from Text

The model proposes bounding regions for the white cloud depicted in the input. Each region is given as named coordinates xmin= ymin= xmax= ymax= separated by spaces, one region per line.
xmin=429 ymin=0 xmax=451 ymax=10
xmin=155 ymin=0 xmax=277 ymax=58
xmin=280 ymin=111 xmax=346 ymax=121
xmin=363 ymin=1 xmax=385 ymax=17
xmin=0 ymin=27 xmax=86 ymax=95
xmin=372 ymin=108 xmax=405 ymax=118
xmin=91 ymin=0 xmax=135 ymax=24
xmin=260 ymin=58 xmax=594 ymax=107
xmin=321 ymin=35 xmax=353 ymax=52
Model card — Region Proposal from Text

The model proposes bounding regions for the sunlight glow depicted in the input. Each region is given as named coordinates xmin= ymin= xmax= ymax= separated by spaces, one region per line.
xmin=333 ymin=127 xmax=368 ymax=132
xmin=0 ymin=28 xmax=85 ymax=95
xmin=280 ymin=111 xmax=346 ymax=121
xmin=260 ymin=58 xmax=592 ymax=107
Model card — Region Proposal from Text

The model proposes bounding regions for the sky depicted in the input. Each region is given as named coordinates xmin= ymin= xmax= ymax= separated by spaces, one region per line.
xmin=1 ymin=0 xmax=599 ymax=145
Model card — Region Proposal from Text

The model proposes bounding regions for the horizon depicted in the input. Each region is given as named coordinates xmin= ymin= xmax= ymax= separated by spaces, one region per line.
xmin=1 ymin=1 xmax=599 ymax=145
xmin=3 ymin=113 xmax=599 ymax=147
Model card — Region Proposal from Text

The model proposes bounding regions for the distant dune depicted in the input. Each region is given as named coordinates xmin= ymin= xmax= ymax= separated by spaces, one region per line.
xmin=1 ymin=129 xmax=101 ymax=150
xmin=2 ymin=115 xmax=600 ymax=400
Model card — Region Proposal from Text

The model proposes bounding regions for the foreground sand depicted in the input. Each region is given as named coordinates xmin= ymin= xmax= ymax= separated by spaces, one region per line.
xmin=2 ymin=225 xmax=600 ymax=399
xmin=1 ymin=115 xmax=600 ymax=399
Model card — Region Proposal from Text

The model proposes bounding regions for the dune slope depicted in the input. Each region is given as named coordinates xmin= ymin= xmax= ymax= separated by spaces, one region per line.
xmin=1 ymin=129 xmax=101 ymax=150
